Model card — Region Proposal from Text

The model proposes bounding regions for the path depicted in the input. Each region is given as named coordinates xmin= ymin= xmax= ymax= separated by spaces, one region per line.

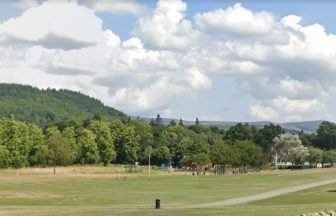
xmin=173 ymin=178 xmax=336 ymax=209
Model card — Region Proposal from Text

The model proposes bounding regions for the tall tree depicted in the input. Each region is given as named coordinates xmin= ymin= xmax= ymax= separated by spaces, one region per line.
xmin=315 ymin=121 xmax=336 ymax=150
xmin=178 ymin=118 xmax=184 ymax=126
xmin=27 ymin=124 xmax=44 ymax=166
xmin=211 ymin=139 xmax=234 ymax=171
xmin=111 ymin=120 xmax=140 ymax=163
xmin=152 ymin=146 xmax=172 ymax=164
xmin=234 ymin=140 xmax=262 ymax=169
xmin=62 ymin=126 xmax=79 ymax=162
xmin=0 ymin=146 xmax=9 ymax=168
xmin=307 ymin=147 xmax=323 ymax=166
xmin=89 ymin=121 xmax=116 ymax=166
xmin=44 ymin=133 xmax=74 ymax=171
xmin=300 ymin=132 xmax=316 ymax=147
xmin=225 ymin=123 xmax=257 ymax=142
xmin=322 ymin=150 xmax=336 ymax=166
xmin=255 ymin=124 xmax=283 ymax=160
xmin=195 ymin=117 xmax=200 ymax=125
xmin=0 ymin=118 xmax=31 ymax=169
xmin=127 ymin=120 xmax=153 ymax=162
xmin=273 ymin=133 xmax=309 ymax=166
xmin=78 ymin=129 xmax=99 ymax=164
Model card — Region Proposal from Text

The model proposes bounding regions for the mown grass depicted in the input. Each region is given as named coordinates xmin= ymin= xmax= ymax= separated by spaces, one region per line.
xmin=0 ymin=166 xmax=335 ymax=215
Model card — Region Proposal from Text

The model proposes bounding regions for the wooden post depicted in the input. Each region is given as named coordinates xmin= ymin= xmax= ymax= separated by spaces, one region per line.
xmin=148 ymin=152 xmax=151 ymax=178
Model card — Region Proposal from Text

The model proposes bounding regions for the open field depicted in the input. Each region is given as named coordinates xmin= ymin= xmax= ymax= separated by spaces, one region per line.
xmin=0 ymin=166 xmax=335 ymax=216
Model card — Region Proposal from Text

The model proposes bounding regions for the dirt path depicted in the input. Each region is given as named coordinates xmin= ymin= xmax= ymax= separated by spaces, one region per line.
xmin=174 ymin=178 xmax=336 ymax=209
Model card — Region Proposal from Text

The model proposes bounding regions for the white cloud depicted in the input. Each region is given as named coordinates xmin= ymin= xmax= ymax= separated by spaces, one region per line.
xmin=250 ymin=104 xmax=279 ymax=121
xmin=134 ymin=0 xmax=201 ymax=50
xmin=78 ymin=0 xmax=148 ymax=16
xmin=186 ymin=67 xmax=212 ymax=90
xmin=272 ymin=97 xmax=324 ymax=114
xmin=1 ymin=1 xmax=336 ymax=120
xmin=195 ymin=3 xmax=275 ymax=37
xmin=0 ymin=1 xmax=103 ymax=50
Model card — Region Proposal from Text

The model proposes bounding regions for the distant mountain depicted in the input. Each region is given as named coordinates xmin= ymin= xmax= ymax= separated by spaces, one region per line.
xmin=141 ymin=117 xmax=324 ymax=133
xmin=279 ymin=120 xmax=324 ymax=133
xmin=0 ymin=83 xmax=125 ymax=127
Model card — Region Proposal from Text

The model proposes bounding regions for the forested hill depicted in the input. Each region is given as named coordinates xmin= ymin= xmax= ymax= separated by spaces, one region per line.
xmin=0 ymin=83 xmax=125 ymax=127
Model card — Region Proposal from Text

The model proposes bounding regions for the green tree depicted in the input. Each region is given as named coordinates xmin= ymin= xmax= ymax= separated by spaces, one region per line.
xmin=89 ymin=121 xmax=116 ymax=166
xmin=62 ymin=127 xmax=79 ymax=162
xmin=225 ymin=123 xmax=257 ymax=142
xmin=34 ymin=145 xmax=53 ymax=167
xmin=307 ymin=147 xmax=323 ymax=166
xmin=27 ymin=124 xmax=44 ymax=166
xmin=152 ymin=146 xmax=171 ymax=164
xmin=315 ymin=121 xmax=336 ymax=150
xmin=0 ymin=146 xmax=9 ymax=168
xmin=211 ymin=139 xmax=234 ymax=171
xmin=78 ymin=129 xmax=99 ymax=164
xmin=234 ymin=140 xmax=262 ymax=169
xmin=0 ymin=118 xmax=31 ymax=169
xmin=127 ymin=120 xmax=153 ymax=162
xmin=111 ymin=120 xmax=140 ymax=163
xmin=300 ymin=133 xmax=316 ymax=147
xmin=188 ymin=124 xmax=210 ymax=134
xmin=45 ymin=133 xmax=74 ymax=166
xmin=45 ymin=126 xmax=61 ymax=139
xmin=322 ymin=150 xmax=336 ymax=166
xmin=164 ymin=125 xmax=209 ymax=166
xmin=255 ymin=124 xmax=282 ymax=160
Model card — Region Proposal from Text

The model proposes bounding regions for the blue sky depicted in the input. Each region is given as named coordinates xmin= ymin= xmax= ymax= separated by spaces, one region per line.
xmin=99 ymin=1 xmax=336 ymax=39
xmin=1 ymin=0 xmax=336 ymax=122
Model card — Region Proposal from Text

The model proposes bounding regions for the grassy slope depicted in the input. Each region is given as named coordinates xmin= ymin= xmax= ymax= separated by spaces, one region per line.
xmin=0 ymin=167 xmax=335 ymax=215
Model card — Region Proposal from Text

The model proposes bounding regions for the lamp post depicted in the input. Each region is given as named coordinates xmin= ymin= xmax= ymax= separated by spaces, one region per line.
xmin=275 ymin=151 xmax=278 ymax=175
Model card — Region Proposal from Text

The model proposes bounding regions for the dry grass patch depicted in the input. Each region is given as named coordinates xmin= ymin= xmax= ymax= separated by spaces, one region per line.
xmin=0 ymin=191 xmax=62 ymax=200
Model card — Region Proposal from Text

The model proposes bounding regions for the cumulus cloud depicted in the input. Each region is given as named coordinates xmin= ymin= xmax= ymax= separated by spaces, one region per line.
xmin=186 ymin=67 xmax=212 ymax=90
xmin=1 ymin=0 xmax=336 ymax=120
xmin=134 ymin=0 xmax=202 ymax=50
xmin=0 ymin=0 xmax=103 ymax=50
xmin=250 ymin=104 xmax=279 ymax=121
xmin=195 ymin=3 xmax=275 ymax=37
xmin=272 ymin=97 xmax=324 ymax=114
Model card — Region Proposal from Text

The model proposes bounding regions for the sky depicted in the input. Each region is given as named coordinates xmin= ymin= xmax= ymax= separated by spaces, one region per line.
xmin=1 ymin=0 xmax=336 ymax=123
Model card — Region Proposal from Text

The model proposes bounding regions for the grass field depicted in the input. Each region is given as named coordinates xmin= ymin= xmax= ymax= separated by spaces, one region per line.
xmin=0 ymin=166 xmax=335 ymax=216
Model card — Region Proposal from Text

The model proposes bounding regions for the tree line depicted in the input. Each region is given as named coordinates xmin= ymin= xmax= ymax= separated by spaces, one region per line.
xmin=0 ymin=114 xmax=335 ymax=170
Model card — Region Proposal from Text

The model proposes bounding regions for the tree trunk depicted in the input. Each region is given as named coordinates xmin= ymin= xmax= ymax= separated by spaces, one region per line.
xmin=53 ymin=165 xmax=56 ymax=174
